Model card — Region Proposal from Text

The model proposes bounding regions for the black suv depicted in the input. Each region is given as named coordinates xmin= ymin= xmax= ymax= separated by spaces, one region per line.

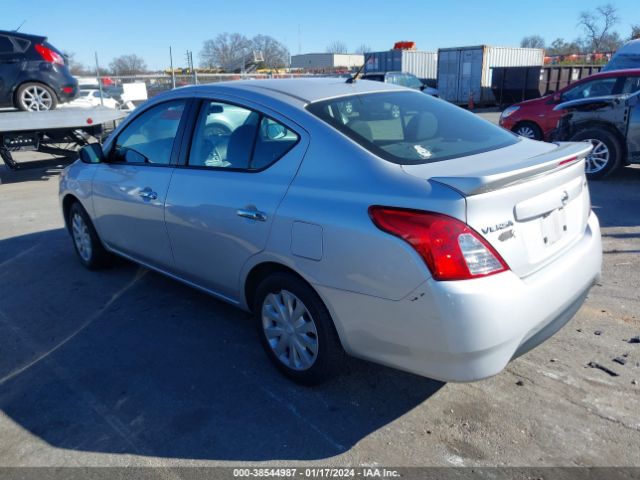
xmin=0 ymin=30 xmax=78 ymax=111
xmin=552 ymin=91 xmax=640 ymax=179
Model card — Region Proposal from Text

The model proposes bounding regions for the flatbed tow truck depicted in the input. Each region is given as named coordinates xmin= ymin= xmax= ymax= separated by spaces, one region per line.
xmin=0 ymin=107 xmax=127 ymax=170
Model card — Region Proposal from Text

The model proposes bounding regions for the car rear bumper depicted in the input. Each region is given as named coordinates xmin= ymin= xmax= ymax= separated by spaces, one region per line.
xmin=316 ymin=212 xmax=602 ymax=382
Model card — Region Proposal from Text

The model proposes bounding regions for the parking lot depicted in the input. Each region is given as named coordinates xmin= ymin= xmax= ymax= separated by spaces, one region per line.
xmin=0 ymin=123 xmax=639 ymax=468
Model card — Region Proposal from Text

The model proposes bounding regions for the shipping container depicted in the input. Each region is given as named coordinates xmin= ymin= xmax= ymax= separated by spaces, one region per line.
xmin=364 ymin=50 xmax=438 ymax=81
xmin=437 ymin=46 xmax=544 ymax=105
xmin=491 ymin=65 xmax=603 ymax=105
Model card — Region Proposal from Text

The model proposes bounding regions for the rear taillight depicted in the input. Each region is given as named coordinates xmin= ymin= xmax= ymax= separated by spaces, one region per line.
xmin=369 ymin=206 xmax=509 ymax=281
xmin=34 ymin=44 xmax=64 ymax=65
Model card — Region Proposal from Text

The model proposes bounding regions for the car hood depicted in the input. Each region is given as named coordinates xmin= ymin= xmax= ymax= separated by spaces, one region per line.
xmin=513 ymin=95 xmax=551 ymax=108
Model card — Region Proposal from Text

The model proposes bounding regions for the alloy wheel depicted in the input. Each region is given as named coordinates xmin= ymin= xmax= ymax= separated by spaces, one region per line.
xmin=261 ymin=290 xmax=319 ymax=371
xmin=584 ymin=139 xmax=610 ymax=174
xmin=71 ymin=213 xmax=92 ymax=262
xmin=21 ymin=85 xmax=53 ymax=111
xmin=515 ymin=125 xmax=537 ymax=139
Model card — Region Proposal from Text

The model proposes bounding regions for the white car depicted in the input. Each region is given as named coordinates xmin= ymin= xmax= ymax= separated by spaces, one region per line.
xmin=70 ymin=89 xmax=120 ymax=109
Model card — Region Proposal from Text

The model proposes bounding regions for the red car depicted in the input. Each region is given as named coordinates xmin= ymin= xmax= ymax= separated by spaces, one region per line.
xmin=499 ymin=69 xmax=640 ymax=140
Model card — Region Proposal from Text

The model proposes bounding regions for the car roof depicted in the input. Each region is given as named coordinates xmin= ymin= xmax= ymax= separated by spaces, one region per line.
xmin=583 ymin=68 xmax=640 ymax=79
xmin=175 ymin=77 xmax=407 ymax=106
xmin=614 ymin=39 xmax=640 ymax=54
xmin=0 ymin=29 xmax=45 ymax=42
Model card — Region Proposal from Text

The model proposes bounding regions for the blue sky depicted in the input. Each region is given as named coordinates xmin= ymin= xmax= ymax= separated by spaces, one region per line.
xmin=1 ymin=0 xmax=638 ymax=70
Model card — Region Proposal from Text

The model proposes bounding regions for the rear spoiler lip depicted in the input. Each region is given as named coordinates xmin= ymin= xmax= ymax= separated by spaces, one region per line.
xmin=430 ymin=142 xmax=592 ymax=197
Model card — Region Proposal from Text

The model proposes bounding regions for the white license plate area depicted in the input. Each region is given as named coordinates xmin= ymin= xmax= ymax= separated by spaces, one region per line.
xmin=541 ymin=207 xmax=567 ymax=247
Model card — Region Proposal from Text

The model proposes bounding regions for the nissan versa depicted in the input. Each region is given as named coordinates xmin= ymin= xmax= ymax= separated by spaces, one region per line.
xmin=59 ymin=78 xmax=602 ymax=385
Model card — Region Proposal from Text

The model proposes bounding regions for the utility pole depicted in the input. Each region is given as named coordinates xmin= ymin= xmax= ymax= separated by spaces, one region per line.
xmin=94 ymin=52 xmax=104 ymax=107
xmin=185 ymin=50 xmax=196 ymax=85
xmin=170 ymin=46 xmax=176 ymax=89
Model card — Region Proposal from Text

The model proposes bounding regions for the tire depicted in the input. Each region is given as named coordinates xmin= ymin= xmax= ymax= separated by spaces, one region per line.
xmin=68 ymin=202 xmax=112 ymax=269
xmin=254 ymin=272 xmax=345 ymax=385
xmin=570 ymin=128 xmax=622 ymax=180
xmin=512 ymin=121 xmax=543 ymax=140
xmin=15 ymin=82 xmax=58 ymax=111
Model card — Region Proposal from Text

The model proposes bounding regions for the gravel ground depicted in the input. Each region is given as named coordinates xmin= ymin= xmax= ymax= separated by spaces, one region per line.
xmin=0 ymin=143 xmax=638 ymax=468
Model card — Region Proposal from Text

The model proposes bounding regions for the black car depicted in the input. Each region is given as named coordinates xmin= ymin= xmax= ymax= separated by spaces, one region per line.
xmin=553 ymin=91 xmax=640 ymax=179
xmin=0 ymin=30 xmax=78 ymax=111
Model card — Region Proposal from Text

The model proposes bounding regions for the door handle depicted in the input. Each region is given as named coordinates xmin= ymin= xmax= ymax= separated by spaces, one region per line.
xmin=237 ymin=209 xmax=267 ymax=222
xmin=139 ymin=188 xmax=158 ymax=200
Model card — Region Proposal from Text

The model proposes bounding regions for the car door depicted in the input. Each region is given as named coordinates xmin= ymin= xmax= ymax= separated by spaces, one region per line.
xmin=542 ymin=76 xmax=625 ymax=134
xmin=91 ymin=99 xmax=189 ymax=270
xmin=0 ymin=35 xmax=23 ymax=105
xmin=627 ymin=93 xmax=640 ymax=162
xmin=164 ymin=97 xmax=308 ymax=300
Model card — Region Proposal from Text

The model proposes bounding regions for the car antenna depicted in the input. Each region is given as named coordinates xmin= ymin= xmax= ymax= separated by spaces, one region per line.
xmin=13 ymin=20 xmax=26 ymax=32
xmin=346 ymin=52 xmax=371 ymax=84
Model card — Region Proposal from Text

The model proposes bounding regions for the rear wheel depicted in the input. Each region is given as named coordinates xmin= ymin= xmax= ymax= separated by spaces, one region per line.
xmin=68 ymin=202 xmax=112 ymax=269
xmin=15 ymin=82 xmax=58 ymax=111
xmin=512 ymin=121 xmax=542 ymax=140
xmin=570 ymin=128 xmax=622 ymax=180
xmin=254 ymin=272 xmax=345 ymax=385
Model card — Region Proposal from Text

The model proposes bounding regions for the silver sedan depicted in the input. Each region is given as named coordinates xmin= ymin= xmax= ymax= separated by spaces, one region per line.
xmin=59 ymin=78 xmax=602 ymax=385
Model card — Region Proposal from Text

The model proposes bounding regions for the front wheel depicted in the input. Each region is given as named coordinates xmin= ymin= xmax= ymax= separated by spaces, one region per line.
xmin=15 ymin=82 xmax=58 ymax=111
xmin=68 ymin=202 xmax=112 ymax=269
xmin=512 ymin=121 xmax=542 ymax=140
xmin=254 ymin=272 xmax=345 ymax=385
xmin=570 ymin=128 xmax=622 ymax=180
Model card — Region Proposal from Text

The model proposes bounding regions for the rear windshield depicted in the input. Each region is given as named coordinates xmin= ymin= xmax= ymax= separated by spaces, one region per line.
xmin=307 ymin=91 xmax=518 ymax=165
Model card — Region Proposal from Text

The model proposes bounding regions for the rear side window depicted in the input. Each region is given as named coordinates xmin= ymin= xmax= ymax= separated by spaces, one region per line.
xmin=188 ymin=100 xmax=299 ymax=170
xmin=0 ymin=35 xmax=14 ymax=54
xmin=307 ymin=91 xmax=518 ymax=165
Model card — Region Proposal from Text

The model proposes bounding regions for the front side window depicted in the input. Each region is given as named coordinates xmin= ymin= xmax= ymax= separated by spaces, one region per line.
xmin=113 ymin=100 xmax=185 ymax=165
xmin=189 ymin=101 xmax=298 ymax=170
xmin=307 ymin=91 xmax=517 ymax=165
xmin=562 ymin=78 xmax=618 ymax=101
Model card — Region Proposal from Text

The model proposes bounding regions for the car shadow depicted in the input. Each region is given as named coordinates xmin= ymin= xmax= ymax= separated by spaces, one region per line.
xmin=0 ymin=158 xmax=74 ymax=185
xmin=589 ymin=165 xmax=640 ymax=229
xmin=0 ymin=228 xmax=443 ymax=461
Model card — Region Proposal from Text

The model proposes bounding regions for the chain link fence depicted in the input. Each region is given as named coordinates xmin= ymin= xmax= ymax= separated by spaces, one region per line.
xmin=96 ymin=72 xmax=338 ymax=99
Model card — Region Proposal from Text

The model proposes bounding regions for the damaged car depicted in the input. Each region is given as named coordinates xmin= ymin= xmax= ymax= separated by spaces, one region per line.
xmin=552 ymin=90 xmax=640 ymax=179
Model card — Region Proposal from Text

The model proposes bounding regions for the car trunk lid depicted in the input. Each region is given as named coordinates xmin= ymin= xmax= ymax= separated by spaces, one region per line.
xmin=401 ymin=140 xmax=593 ymax=278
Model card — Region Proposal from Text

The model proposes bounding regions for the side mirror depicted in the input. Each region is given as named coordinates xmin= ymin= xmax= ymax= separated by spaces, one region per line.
xmin=79 ymin=143 xmax=105 ymax=164
xmin=266 ymin=123 xmax=286 ymax=140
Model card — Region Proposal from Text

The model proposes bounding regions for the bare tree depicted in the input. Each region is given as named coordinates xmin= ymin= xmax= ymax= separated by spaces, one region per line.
xmin=578 ymin=3 xmax=620 ymax=51
xmin=63 ymin=51 xmax=90 ymax=75
xmin=520 ymin=35 xmax=545 ymax=49
xmin=326 ymin=41 xmax=348 ymax=54
xmin=355 ymin=44 xmax=372 ymax=54
xmin=251 ymin=35 xmax=289 ymax=69
xmin=546 ymin=38 xmax=582 ymax=55
xmin=109 ymin=54 xmax=147 ymax=75
xmin=200 ymin=32 xmax=251 ymax=71
xmin=630 ymin=24 xmax=640 ymax=40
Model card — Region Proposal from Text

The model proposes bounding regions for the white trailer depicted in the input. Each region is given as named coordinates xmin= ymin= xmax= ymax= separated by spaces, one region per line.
xmin=0 ymin=107 xmax=127 ymax=170
xmin=437 ymin=45 xmax=544 ymax=105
